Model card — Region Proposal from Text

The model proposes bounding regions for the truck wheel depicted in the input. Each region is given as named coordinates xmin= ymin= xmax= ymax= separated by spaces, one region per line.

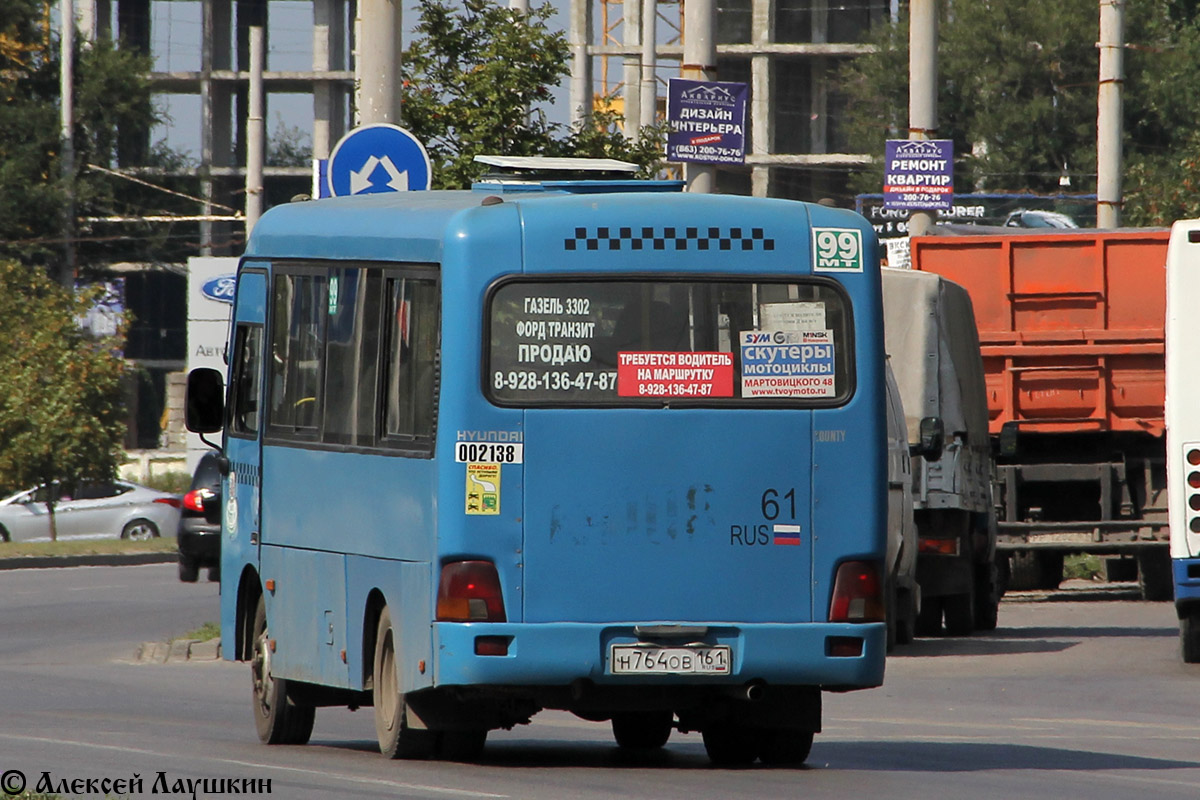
xmin=915 ymin=597 xmax=942 ymax=637
xmin=1181 ymin=611 xmax=1200 ymax=664
xmin=943 ymin=590 xmax=974 ymax=637
xmin=756 ymin=729 xmax=814 ymax=766
xmin=1008 ymin=552 xmax=1062 ymax=591
xmin=251 ymin=596 xmax=315 ymax=744
xmin=974 ymin=564 xmax=1000 ymax=631
xmin=702 ymin=722 xmax=757 ymax=766
xmin=1038 ymin=553 xmax=1064 ymax=589
xmin=374 ymin=606 xmax=436 ymax=759
xmin=612 ymin=711 xmax=673 ymax=751
xmin=1137 ymin=549 xmax=1173 ymax=602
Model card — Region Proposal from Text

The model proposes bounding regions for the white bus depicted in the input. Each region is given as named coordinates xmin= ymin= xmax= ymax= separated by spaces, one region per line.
xmin=1166 ymin=217 xmax=1200 ymax=661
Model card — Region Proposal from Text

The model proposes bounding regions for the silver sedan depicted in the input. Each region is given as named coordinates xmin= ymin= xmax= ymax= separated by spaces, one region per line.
xmin=0 ymin=480 xmax=182 ymax=543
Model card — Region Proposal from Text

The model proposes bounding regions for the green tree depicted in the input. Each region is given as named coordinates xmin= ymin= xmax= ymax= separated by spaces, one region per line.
xmin=0 ymin=2 xmax=166 ymax=275
xmin=837 ymin=0 xmax=1200 ymax=223
xmin=0 ymin=261 xmax=128 ymax=539
xmin=400 ymin=0 xmax=664 ymax=188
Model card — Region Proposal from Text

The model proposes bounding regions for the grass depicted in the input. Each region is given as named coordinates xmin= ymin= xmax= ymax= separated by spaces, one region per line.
xmin=0 ymin=537 xmax=175 ymax=558
xmin=1063 ymin=554 xmax=1104 ymax=581
xmin=138 ymin=471 xmax=192 ymax=494
xmin=174 ymin=621 xmax=221 ymax=642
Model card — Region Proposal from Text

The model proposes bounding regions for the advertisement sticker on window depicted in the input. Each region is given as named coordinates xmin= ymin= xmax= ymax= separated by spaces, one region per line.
xmin=617 ymin=351 xmax=734 ymax=398
xmin=739 ymin=330 xmax=836 ymax=398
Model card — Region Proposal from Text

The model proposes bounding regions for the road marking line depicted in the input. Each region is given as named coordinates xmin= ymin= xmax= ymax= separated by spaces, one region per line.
xmin=0 ymin=733 xmax=507 ymax=799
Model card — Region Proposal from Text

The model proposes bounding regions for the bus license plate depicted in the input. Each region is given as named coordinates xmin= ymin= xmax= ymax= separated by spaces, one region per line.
xmin=609 ymin=644 xmax=731 ymax=675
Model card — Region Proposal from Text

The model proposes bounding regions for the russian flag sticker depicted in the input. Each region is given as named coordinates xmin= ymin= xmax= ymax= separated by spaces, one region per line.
xmin=773 ymin=524 xmax=802 ymax=546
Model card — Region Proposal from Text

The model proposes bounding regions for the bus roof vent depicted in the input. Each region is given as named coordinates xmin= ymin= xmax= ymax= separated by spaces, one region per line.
xmin=471 ymin=155 xmax=683 ymax=195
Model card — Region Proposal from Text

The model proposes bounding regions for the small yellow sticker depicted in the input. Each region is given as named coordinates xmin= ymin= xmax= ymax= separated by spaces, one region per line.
xmin=465 ymin=463 xmax=501 ymax=515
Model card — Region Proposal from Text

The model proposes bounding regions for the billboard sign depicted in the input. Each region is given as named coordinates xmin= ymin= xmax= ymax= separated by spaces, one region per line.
xmin=666 ymin=79 xmax=748 ymax=165
xmin=883 ymin=139 xmax=954 ymax=211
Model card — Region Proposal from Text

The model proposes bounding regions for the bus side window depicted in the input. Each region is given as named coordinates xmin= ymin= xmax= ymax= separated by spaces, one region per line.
xmin=270 ymin=272 xmax=327 ymax=432
xmin=323 ymin=268 xmax=382 ymax=446
xmin=229 ymin=324 xmax=263 ymax=436
xmin=383 ymin=276 xmax=438 ymax=449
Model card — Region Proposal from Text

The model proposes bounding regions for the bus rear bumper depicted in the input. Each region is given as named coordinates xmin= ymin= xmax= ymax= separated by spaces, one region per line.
xmin=1174 ymin=558 xmax=1200 ymax=611
xmin=432 ymin=621 xmax=886 ymax=691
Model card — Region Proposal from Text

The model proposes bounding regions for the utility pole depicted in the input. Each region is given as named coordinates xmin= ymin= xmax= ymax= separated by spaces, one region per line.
xmin=622 ymin=0 xmax=641 ymax=138
xmin=1097 ymin=0 xmax=1125 ymax=228
xmin=356 ymin=0 xmax=403 ymax=124
xmin=682 ymin=0 xmax=716 ymax=193
xmin=569 ymin=0 xmax=593 ymax=128
xmin=246 ymin=26 xmax=265 ymax=234
xmin=59 ymin=0 xmax=77 ymax=287
xmin=908 ymin=0 xmax=937 ymax=236
xmin=640 ymin=0 xmax=658 ymax=132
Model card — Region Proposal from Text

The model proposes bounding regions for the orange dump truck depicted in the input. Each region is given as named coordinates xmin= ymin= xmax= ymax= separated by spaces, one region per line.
xmin=909 ymin=228 xmax=1171 ymax=599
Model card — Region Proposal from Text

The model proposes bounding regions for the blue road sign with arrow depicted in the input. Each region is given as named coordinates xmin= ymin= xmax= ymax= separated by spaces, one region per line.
xmin=326 ymin=124 xmax=432 ymax=197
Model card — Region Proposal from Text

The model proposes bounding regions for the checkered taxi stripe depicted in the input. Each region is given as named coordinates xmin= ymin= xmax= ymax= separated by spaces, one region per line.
xmin=565 ymin=226 xmax=775 ymax=252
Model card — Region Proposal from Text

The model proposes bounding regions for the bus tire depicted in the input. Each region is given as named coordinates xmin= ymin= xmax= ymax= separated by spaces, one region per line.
xmin=1181 ymin=612 xmax=1200 ymax=664
xmin=702 ymin=723 xmax=757 ymax=766
xmin=611 ymin=711 xmax=673 ymax=751
xmin=756 ymin=729 xmax=814 ymax=767
xmin=251 ymin=596 xmax=315 ymax=745
xmin=373 ymin=606 xmax=436 ymax=759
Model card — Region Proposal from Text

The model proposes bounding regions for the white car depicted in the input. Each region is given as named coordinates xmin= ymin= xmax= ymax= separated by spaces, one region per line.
xmin=0 ymin=480 xmax=182 ymax=543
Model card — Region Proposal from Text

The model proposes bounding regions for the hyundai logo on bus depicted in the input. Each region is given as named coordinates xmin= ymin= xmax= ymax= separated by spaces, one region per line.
xmin=201 ymin=275 xmax=236 ymax=304
xmin=883 ymin=139 xmax=954 ymax=212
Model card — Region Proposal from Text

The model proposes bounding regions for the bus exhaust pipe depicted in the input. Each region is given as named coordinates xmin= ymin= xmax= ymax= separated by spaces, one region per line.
xmin=732 ymin=681 xmax=766 ymax=702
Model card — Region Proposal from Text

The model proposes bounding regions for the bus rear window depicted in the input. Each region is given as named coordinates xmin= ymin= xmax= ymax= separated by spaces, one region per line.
xmin=487 ymin=278 xmax=854 ymax=406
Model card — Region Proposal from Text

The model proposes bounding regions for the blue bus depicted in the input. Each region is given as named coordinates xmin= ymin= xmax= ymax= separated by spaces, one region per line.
xmin=186 ymin=159 xmax=889 ymax=766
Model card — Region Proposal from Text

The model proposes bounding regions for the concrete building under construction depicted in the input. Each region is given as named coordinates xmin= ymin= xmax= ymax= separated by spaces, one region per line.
xmin=79 ymin=0 xmax=890 ymax=246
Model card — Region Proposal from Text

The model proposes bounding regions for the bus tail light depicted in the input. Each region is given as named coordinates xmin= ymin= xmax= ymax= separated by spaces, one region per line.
xmin=829 ymin=561 xmax=885 ymax=623
xmin=437 ymin=561 xmax=506 ymax=622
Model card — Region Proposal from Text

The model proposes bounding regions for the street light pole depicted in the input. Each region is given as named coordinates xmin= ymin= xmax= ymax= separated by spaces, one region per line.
xmin=60 ymin=0 xmax=77 ymax=286
xmin=682 ymin=0 xmax=716 ymax=193
xmin=1097 ymin=0 xmax=1125 ymax=228
xmin=907 ymin=0 xmax=937 ymax=236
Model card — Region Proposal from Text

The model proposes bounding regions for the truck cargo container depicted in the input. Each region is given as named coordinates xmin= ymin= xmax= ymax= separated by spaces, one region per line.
xmin=882 ymin=268 xmax=999 ymax=636
xmin=909 ymin=229 xmax=1170 ymax=599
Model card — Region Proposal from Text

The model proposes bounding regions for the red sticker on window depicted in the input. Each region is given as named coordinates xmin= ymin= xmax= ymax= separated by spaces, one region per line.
xmin=617 ymin=352 xmax=734 ymax=398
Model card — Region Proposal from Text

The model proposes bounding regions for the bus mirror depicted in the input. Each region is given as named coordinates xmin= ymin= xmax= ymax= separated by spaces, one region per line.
xmin=186 ymin=368 xmax=225 ymax=434
xmin=911 ymin=416 xmax=945 ymax=461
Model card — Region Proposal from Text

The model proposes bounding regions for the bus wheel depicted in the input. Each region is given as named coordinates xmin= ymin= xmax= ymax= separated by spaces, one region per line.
xmin=702 ymin=722 xmax=756 ymax=766
xmin=611 ymin=711 xmax=673 ymax=751
xmin=251 ymin=596 xmax=315 ymax=745
xmin=1181 ymin=612 xmax=1200 ymax=664
xmin=373 ymin=606 xmax=435 ymax=759
xmin=756 ymin=729 xmax=814 ymax=767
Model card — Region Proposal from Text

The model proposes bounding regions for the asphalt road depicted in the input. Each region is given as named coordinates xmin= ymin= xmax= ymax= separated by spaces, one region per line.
xmin=2 ymin=565 xmax=1200 ymax=800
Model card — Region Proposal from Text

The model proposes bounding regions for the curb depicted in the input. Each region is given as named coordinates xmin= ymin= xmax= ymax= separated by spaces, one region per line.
xmin=0 ymin=552 xmax=177 ymax=571
xmin=137 ymin=637 xmax=222 ymax=663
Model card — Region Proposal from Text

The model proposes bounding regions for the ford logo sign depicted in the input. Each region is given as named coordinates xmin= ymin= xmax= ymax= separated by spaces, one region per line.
xmin=202 ymin=275 xmax=236 ymax=304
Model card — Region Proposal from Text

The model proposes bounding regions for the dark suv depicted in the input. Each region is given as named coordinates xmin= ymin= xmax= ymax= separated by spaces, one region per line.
xmin=178 ymin=452 xmax=222 ymax=582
